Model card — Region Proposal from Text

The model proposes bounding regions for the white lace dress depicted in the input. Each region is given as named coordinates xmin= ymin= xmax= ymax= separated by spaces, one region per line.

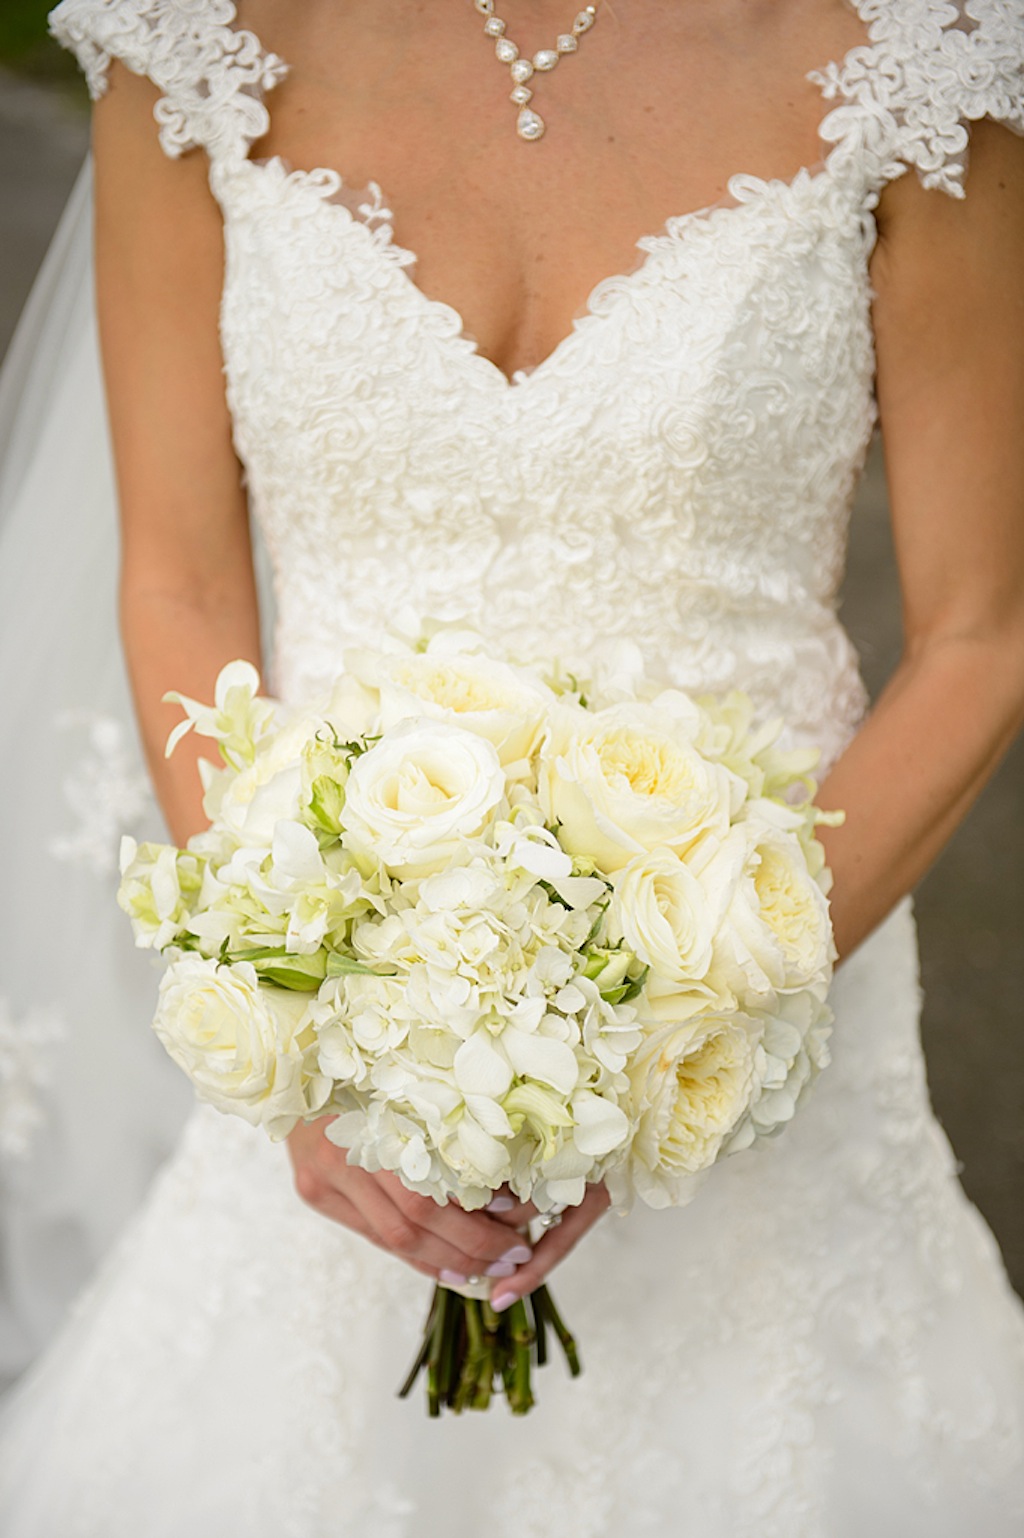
xmin=2 ymin=1 xmax=1023 ymax=1533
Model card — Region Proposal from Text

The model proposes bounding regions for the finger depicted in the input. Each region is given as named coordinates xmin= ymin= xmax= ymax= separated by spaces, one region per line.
xmin=489 ymin=1184 xmax=611 ymax=1310
xmin=486 ymin=1194 xmax=538 ymax=1229
xmin=344 ymin=1170 xmax=512 ymax=1278
xmin=379 ymin=1172 xmax=535 ymax=1270
xmin=307 ymin=1185 xmax=441 ymax=1279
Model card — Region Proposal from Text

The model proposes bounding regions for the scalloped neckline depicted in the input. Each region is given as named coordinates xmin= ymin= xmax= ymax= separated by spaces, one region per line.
xmin=227 ymin=2 xmax=877 ymax=390
xmin=242 ymin=155 xmax=843 ymax=395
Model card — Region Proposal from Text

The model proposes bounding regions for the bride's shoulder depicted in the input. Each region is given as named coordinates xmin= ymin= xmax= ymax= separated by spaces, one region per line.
xmin=814 ymin=0 xmax=1023 ymax=201
xmin=48 ymin=0 xmax=286 ymax=161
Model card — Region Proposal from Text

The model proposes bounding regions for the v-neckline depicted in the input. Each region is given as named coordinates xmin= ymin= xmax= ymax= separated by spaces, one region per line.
xmin=242 ymin=153 xmax=839 ymax=395
xmin=226 ymin=3 xmax=876 ymax=391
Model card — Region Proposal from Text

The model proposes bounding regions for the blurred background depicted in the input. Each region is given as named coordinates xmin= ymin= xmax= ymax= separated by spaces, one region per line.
xmin=1 ymin=7 xmax=1021 ymax=1313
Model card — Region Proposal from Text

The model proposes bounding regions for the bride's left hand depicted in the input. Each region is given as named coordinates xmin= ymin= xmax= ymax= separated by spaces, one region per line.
xmin=483 ymin=1182 xmax=611 ymax=1310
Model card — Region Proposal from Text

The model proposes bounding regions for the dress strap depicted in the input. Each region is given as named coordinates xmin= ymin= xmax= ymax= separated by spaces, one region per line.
xmin=48 ymin=0 xmax=287 ymax=164
xmin=810 ymin=0 xmax=1024 ymax=198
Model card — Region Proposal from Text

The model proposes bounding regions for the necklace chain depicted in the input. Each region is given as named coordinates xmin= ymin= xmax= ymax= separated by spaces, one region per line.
xmin=472 ymin=1 xmax=600 ymax=142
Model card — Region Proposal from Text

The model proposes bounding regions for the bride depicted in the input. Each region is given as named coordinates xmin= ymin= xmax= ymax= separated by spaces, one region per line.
xmin=0 ymin=0 xmax=1023 ymax=1531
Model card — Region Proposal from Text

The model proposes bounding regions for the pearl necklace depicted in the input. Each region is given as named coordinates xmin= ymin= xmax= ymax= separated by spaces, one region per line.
xmin=473 ymin=1 xmax=600 ymax=142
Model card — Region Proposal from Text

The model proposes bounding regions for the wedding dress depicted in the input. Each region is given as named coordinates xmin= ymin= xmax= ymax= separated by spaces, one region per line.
xmin=0 ymin=1 xmax=1022 ymax=1532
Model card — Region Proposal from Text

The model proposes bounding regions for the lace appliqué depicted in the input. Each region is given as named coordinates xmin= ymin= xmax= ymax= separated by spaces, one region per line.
xmin=0 ymin=999 xmax=64 ymax=1165
xmin=49 ymin=711 xmax=153 ymax=877
xmin=813 ymin=0 xmax=1024 ymax=197
xmin=49 ymin=0 xmax=287 ymax=161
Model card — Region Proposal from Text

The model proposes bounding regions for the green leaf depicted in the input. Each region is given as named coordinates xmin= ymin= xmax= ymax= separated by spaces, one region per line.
xmin=229 ymin=946 xmax=329 ymax=992
xmin=602 ymin=965 xmax=649 ymax=1005
xmin=325 ymin=952 xmax=396 ymax=979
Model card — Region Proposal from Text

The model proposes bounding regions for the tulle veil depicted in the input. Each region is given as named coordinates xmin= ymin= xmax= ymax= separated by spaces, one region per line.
xmin=0 ymin=157 xmax=240 ymax=1389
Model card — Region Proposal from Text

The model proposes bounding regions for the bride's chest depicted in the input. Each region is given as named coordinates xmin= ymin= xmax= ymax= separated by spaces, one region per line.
xmin=234 ymin=0 xmax=868 ymax=381
xmin=216 ymin=150 xmax=876 ymax=529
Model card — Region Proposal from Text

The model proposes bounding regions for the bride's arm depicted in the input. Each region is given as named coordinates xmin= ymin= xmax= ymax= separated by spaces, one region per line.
xmin=816 ymin=118 xmax=1024 ymax=962
xmin=92 ymin=66 xmax=532 ymax=1285
xmin=93 ymin=67 xmax=261 ymax=847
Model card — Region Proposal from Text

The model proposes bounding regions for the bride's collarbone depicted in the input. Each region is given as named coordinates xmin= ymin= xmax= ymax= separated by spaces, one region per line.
xmin=238 ymin=0 xmax=869 ymax=378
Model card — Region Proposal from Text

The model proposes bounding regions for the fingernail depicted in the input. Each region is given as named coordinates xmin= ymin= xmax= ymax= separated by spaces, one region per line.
xmin=486 ymin=1195 xmax=516 ymax=1213
xmin=490 ymin=1288 xmax=519 ymax=1312
xmin=439 ymin=1269 xmax=467 ymax=1286
xmin=500 ymin=1243 xmax=532 ymax=1265
xmin=485 ymin=1259 xmax=517 ymax=1279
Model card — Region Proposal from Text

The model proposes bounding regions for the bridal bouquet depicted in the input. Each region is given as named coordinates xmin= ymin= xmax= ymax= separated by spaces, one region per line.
xmin=118 ymin=625 xmax=841 ymax=1414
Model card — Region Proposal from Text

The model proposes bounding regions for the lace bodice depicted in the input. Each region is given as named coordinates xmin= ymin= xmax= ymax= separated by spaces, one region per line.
xmin=49 ymin=0 xmax=1024 ymax=773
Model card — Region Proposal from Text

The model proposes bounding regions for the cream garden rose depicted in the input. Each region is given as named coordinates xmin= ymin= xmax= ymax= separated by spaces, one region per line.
xmin=539 ymin=703 xmax=745 ymax=874
xmin=706 ymin=820 xmax=834 ymax=998
xmin=342 ymin=719 xmax=506 ymax=878
xmin=622 ymin=1013 xmax=767 ymax=1208
xmin=356 ymin=645 xmax=556 ymax=770
xmin=153 ymin=955 xmax=329 ymax=1138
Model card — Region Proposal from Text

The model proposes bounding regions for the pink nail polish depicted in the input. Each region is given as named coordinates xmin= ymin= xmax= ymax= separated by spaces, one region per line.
xmin=439 ymin=1269 xmax=467 ymax=1287
xmin=486 ymin=1195 xmax=516 ymax=1213
xmin=490 ymin=1288 xmax=518 ymax=1312
xmin=500 ymin=1243 xmax=532 ymax=1265
xmin=485 ymin=1259 xmax=517 ymax=1279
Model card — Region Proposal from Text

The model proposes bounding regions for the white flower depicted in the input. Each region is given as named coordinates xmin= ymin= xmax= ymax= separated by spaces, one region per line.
xmin=135 ymin=639 xmax=839 ymax=1213
xmin=539 ymin=703 xmax=744 ymax=874
xmin=327 ymin=1103 xmax=453 ymax=1200
xmin=117 ymin=838 xmax=204 ymax=949
xmin=742 ymin=989 xmax=832 ymax=1140
xmin=626 ymin=1014 xmax=766 ymax=1207
xmin=342 ymin=719 xmax=506 ymax=878
xmin=312 ymin=972 xmax=413 ymax=1086
xmin=204 ymin=717 xmax=317 ymax=848
xmin=611 ymin=847 xmax=717 ymax=985
xmin=164 ymin=659 xmax=278 ymax=769
xmin=153 ymin=955 xmax=329 ymax=1139
xmin=357 ymin=644 xmax=555 ymax=771
xmin=701 ymin=821 xmax=835 ymax=1001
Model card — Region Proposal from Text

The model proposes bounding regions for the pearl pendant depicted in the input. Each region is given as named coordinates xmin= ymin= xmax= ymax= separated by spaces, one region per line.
xmin=516 ymin=107 xmax=545 ymax=141
xmin=475 ymin=1 xmax=599 ymax=143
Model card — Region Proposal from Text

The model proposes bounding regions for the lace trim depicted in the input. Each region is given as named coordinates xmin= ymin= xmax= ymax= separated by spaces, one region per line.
xmin=48 ymin=711 xmax=154 ymax=877
xmin=813 ymin=0 xmax=1024 ymax=197
xmin=50 ymin=0 xmax=1023 ymax=197
xmin=48 ymin=0 xmax=287 ymax=161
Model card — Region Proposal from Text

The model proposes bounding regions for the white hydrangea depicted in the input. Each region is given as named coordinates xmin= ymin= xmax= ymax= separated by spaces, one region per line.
xmin=126 ymin=635 xmax=839 ymax=1212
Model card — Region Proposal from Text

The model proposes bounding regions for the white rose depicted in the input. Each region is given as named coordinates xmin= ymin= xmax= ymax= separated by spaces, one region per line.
xmin=627 ymin=1014 xmax=766 ymax=1207
xmin=539 ymin=703 xmax=744 ymax=874
xmin=612 ymin=848 xmax=716 ymax=986
xmin=153 ymin=955 xmax=328 ymax=1139
xmin=205 ymin=717 xmax=317 ymax=848
xmin=341 ymin=719 xmax=506 ymax=878
xmin=371 ymin=650 xmax=555 ymax=770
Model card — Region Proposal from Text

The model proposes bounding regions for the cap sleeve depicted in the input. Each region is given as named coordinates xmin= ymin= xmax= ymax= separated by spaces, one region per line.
xmin=811 ymin=0 xmax=1024 ymax=198
xmin=48 ymin=0 xmax=287 ymax=163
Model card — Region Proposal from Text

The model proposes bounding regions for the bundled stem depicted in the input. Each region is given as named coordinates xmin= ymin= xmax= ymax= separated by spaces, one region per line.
xmin=398 ymin=1283 xmax=581 ymax=1417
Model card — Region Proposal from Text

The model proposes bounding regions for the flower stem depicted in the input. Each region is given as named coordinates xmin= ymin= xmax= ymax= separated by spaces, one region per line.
xmin=534 ymin=1284 xmax=582 ymax=1377
xmin=398 ymin=1283 xmax=580 ymax=1416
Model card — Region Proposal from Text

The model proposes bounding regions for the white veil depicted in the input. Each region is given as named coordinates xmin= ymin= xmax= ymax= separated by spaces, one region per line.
xmin=0 ymin=158 xmax=192 ymax=1388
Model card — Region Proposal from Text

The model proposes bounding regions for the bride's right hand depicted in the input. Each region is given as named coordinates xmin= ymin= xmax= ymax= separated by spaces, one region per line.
xmin=286 ymin=1117 xmax=534 ymax=1282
